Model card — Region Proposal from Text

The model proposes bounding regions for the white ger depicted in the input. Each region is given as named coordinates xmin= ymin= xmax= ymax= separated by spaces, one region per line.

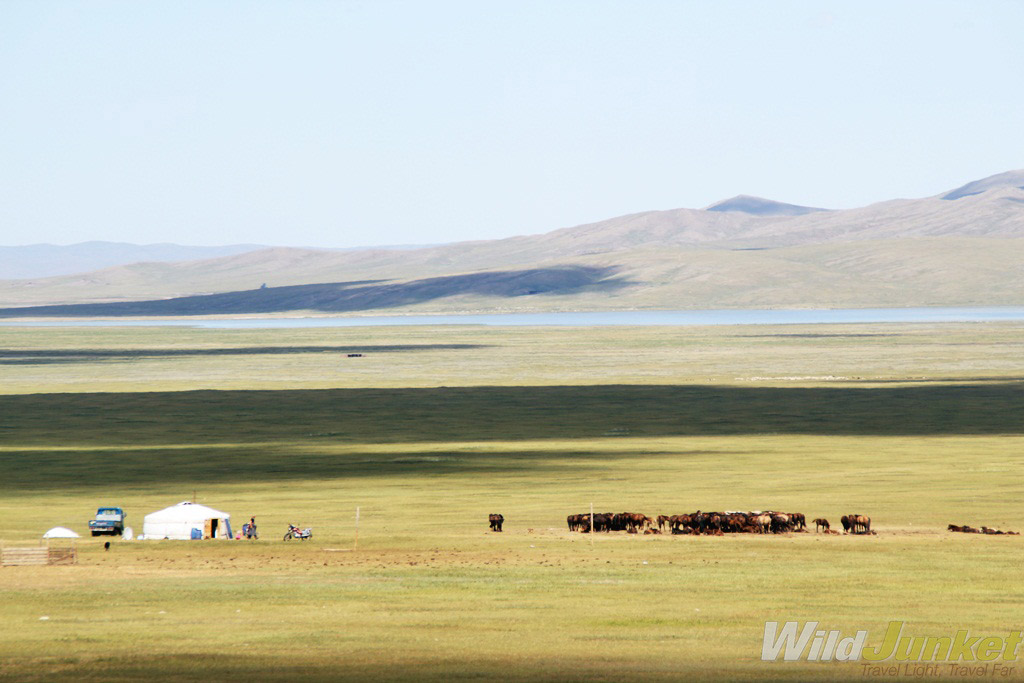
xmin=141 ymin=501 xmax=233 ymax=540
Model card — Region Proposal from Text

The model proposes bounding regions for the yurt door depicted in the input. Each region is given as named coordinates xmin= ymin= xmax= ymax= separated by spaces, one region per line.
xmin=204 ymin=519 xmax=214 ymax=539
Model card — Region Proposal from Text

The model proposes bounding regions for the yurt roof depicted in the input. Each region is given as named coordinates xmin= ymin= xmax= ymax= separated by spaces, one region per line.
xmin=144 ymin=501 xmax=230 ymax=523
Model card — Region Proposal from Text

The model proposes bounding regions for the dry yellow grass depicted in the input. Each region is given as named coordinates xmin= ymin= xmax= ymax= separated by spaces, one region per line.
xmin=1 ymin=322 xmax=1023 ymax=681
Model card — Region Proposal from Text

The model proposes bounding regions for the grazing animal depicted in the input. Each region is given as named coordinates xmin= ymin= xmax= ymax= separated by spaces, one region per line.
xmin=104 ymin=541 xmax=110 ymax=551
xmin=946 ymin=524 xmax=1018 ymax=535
xmin=693 ymin=511 xmax=718 ymax=534
xmin=617 ymin=512 xmax=648 ymax=532
xmin=840 ymin=514 xmax=871 ymax=534
xmin=770 ymin=513 xmax=792 ymax=534
xmin=488 ymin=514 xmax=504 ymax=532
xmin=791 ymin=513 xmax=806 ymax=531
xmin=570 ymin=508 xmax=837 ymax=537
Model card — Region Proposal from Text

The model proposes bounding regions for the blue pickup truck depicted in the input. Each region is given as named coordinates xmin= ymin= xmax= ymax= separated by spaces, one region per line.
xmin=88 ymin=507 xmax=126 ymax=536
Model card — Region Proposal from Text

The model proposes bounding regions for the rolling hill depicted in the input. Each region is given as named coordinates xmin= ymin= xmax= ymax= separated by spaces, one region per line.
xmin=0 ymin=242 xmax=267 ymax=280
xmin=1 ymin=170 xmax=1022 ymax=316
xmin=704 ymin=195 xmax=827 ymax=216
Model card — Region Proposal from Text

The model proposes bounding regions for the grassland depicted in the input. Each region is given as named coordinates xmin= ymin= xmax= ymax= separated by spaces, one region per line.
xmin=1 ymin=322 xmax=1023 ymax=682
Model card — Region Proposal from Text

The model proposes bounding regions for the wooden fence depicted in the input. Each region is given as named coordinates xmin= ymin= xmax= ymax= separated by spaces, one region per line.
xmin=1 ymin=544 xmax=77 ymax=566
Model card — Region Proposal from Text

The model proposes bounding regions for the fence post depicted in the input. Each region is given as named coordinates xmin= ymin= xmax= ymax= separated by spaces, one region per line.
xmin=354 ymin=506 xmax=360 ymax=551
xmin=590 ymin=502 xmax=595 ymax=546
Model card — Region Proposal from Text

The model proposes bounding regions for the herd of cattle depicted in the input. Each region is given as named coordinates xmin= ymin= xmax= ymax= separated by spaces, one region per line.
xmin=562 ymin=511 xmax=875 ymax=535
xmin=948 ymin=524 xmax=1018 ymax=535
xmin=488 ymin=514 xmax=1019 ymax=536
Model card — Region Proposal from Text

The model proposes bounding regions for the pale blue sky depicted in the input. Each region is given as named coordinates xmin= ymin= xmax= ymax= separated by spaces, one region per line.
xmin=1 ymin=1 xmax=1021 ymax=248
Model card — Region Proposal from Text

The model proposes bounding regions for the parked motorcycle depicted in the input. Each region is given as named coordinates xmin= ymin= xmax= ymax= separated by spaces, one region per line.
xmin=283 ymin=524 xmax=312 ymax=541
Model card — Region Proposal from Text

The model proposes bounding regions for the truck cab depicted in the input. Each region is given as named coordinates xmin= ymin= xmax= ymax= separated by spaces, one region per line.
xmin=89 ymin=507 xmax=126 ymax=536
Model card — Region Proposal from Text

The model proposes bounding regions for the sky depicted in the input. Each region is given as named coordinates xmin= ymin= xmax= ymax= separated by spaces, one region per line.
xmin=1 ymin=1 xmax=1022 ymax=248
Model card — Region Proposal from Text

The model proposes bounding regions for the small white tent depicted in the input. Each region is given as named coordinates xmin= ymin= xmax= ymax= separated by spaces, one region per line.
xmin=141 ymin=502 xmax=232 ymax=540
xmin=43 ymin=526 xmax=80 ymax=539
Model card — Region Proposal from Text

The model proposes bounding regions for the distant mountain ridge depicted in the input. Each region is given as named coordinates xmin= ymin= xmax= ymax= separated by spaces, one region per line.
xmin=0 ymin=242 xmax=267 ymax=280
xmin=1 ymin=169 xmax=1022 ymax=314
xmin=705 ymin=195 xmax=827 ymax=216
xmin=941 ymin=170 xmax=1024 ymax=201
xmin=0 ymin=241 xmax=441 ymax=281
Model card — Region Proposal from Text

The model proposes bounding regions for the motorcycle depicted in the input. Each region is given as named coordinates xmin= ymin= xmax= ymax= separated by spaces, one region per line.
xmin=283 ymin=524 xmax=312 ymax=541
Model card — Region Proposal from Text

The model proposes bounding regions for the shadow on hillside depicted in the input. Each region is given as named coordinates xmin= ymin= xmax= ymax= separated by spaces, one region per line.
xmin=0 ymin=653 xmax=747 ymax=683
xmin=0 ymin=446 xmax=717 ymax=490
xmin=837 ymin=376 xmax=1024 ymax=384
xmin=2 ymin=382 xmax=1022 ymax=488
xmin=0 ymin=344 xmax=488 ymax=365
xmin=0 ymin=266 xmax=631 ymax=318
xmin=1 ymin=383 xmax=1021 ymax=439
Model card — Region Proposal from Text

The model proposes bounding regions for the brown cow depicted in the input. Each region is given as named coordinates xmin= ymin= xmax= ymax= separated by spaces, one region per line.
xmin=624 ymin=512 xmax=648 ymax=532
xmin=568 ymin=513 xmax=595 ymax=532
xmin=770 ymin=513 xmax=791 ymax=534
xmin=669 ymin=514 xmax=691 ymax=534
xmin=851 ymin=515 xmax=871 ymax=534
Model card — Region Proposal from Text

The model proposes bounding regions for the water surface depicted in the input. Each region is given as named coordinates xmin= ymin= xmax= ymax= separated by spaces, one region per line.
xmin=2 ymin=307 xmax=1024 ymax=328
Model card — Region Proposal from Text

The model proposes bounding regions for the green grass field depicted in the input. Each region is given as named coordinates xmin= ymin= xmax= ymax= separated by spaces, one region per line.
xmin=1 ymin=322 xmax=1023 ymax=681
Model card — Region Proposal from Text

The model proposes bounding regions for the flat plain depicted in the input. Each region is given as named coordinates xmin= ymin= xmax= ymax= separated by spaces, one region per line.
xmin=1 ymin=322 xmax=1022 ymax=682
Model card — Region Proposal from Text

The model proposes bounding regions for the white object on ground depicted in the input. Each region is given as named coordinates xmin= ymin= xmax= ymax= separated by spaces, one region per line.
xmin=42 ymin=526 xmax=80 ymax=539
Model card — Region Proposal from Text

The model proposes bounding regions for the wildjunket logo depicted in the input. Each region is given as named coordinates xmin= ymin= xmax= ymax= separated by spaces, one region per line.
xmin=762 ymin=621 xmax=1022 ymax=671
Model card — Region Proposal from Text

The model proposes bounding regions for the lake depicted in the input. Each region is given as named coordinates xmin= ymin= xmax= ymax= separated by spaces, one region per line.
xmin=3 ymin=307 xmax=1024 ymax=328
